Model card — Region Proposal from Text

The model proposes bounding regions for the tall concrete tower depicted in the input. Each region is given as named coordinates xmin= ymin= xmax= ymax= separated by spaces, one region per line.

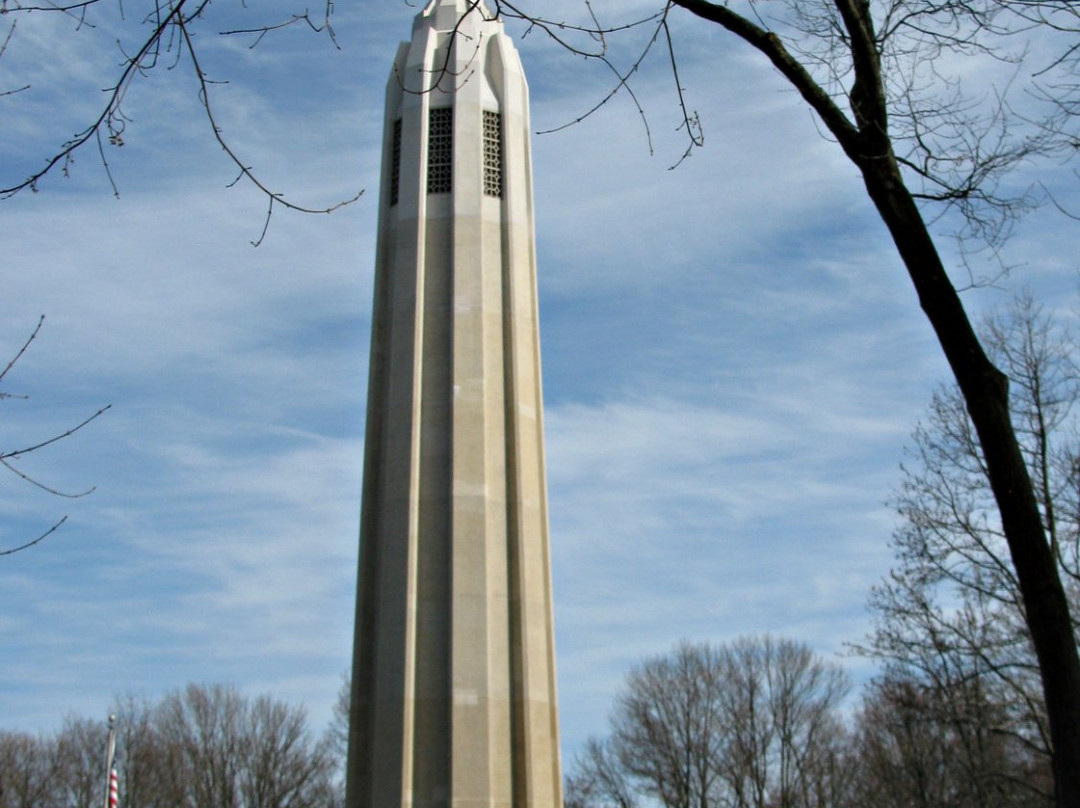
xmin=345 ymin=3 xmax=562 ymax=808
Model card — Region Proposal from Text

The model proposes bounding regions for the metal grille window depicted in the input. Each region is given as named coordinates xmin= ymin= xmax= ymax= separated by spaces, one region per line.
xmin=390 ymin=119 xmax=402 ymax=206
xmin=427 ymin=107 xmax=453 ymax=194
xmin=483 ymin=110 xmax=503 ymax=198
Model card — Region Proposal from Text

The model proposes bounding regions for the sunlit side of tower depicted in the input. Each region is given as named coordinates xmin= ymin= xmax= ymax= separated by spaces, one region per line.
xmin=345 ymin=3 xmax=562 ymax=808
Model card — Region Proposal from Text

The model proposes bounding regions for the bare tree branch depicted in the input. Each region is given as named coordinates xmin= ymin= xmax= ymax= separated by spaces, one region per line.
xmin=0 ymin=0 xmax=361 ymax=242
xmin=1 ymin=317 xmax=108 ymax=554
xmin=0 ymin=515 xmax=67 ymax=557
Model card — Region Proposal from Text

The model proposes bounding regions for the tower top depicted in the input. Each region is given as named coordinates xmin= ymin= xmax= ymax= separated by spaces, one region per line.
xmin=421 ymin=0 xmax=493 ymax=14
xmin=415 ymin=0 xmax=495 ymax=32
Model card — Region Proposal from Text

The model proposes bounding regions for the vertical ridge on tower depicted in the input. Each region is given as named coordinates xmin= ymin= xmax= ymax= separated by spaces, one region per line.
xmin=346 ymin=3 xmax=563 ymax=807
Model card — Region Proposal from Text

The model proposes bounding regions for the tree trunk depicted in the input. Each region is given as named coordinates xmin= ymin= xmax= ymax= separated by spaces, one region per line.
xmin=857 ymin=152 xmax=1080 ymax=808
xmin=661 ymin=2 xmax=1080 ymax=801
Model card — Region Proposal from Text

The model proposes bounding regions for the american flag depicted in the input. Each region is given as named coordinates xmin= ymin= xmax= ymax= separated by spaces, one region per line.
xmin=108 ymin=766 xmax=119 ymax=808
xmin=104 ymin=715 xmax=118 ymax=808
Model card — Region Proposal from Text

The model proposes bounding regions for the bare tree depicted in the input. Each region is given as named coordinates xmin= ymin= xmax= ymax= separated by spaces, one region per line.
xmin=156 ymin=684 xmax=248 ymax=808
xmin=154 ymin=683 xmax=337 ymax=808
xmin=325 ymin=674 xmax=349 ymax=766
xmin=241 ymin=695 xmax=336 ymax=808
xmin=856 ymin=292 xmax=1077 ymax=805
xmin=612 ymin=641 xmax=729 ymax=808
xmin=568 ymin=638 xmax=850 ymax=808
xmin=853 ymin=678 xmax=956 ymax=808
xmin=719 ymin=637 xmax=850 ymax=808
xmin=111 ymin=694 xmax=174 ymax=808
xmin=1 ymin=316 xmax=109 ymax=556
xmin=53 ymin=716 xmax=110 ymax=808
xmin=852 ymin=672 xmax=1054 ymax=807
xmin=0 ymin=730 xmax=60 ymax=808
xmin=566 ymin=738 xmax=637 ymax=808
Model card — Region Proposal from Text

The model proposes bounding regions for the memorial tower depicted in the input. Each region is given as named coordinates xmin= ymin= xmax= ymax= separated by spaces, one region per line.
xmin=345 ymin=3 xmax=562 ymax=808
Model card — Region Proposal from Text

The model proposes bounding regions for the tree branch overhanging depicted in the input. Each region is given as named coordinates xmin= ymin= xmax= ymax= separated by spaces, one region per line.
xmin=1 ymin=316 xmax=109 ymax=556
xmin=0 ymin=0 xmax=361 ymax=243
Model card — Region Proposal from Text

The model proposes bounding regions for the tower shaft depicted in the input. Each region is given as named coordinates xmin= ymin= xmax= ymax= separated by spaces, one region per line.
xmin=346 ymin=4 xmax=562 ymax=808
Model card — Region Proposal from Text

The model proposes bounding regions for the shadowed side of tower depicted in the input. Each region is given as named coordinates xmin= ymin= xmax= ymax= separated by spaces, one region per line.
xmin=346 ymin=3 xmax=562 ymax=808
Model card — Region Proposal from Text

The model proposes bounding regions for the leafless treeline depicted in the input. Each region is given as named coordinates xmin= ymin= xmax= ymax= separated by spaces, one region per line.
xmin=0 ymin=684 xmax=344 ymax=808
xmin=567 ymin=635 xmax=1053 ymax=808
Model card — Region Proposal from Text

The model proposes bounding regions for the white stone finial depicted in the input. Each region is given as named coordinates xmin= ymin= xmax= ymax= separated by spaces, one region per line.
xmin=419 ymin=0 xmax=493 ymax=27
xmin=423 ymin=0 xmax=492 ymax=12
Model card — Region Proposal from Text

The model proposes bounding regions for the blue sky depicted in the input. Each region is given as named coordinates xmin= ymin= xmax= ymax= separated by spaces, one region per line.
xmin=1 ymin=0 xmax=1076 ymax=764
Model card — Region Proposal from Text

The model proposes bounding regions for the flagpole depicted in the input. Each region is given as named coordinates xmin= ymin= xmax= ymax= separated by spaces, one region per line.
xmin=104 ymin=714 xmax=117 ymax=808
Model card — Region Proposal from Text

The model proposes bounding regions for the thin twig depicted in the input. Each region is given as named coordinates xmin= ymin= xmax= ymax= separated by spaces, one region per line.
xmin=0 ymin=314 xmax=44 ymax=383
xmin=0 ymin=515 xmax=68 ymax=557
xmin=1 ymin=404 xmax=112 ymax=461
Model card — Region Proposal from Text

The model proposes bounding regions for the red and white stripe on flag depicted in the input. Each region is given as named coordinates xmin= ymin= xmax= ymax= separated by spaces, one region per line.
xmin=108 ymin=767 xmax=118 ymax=808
